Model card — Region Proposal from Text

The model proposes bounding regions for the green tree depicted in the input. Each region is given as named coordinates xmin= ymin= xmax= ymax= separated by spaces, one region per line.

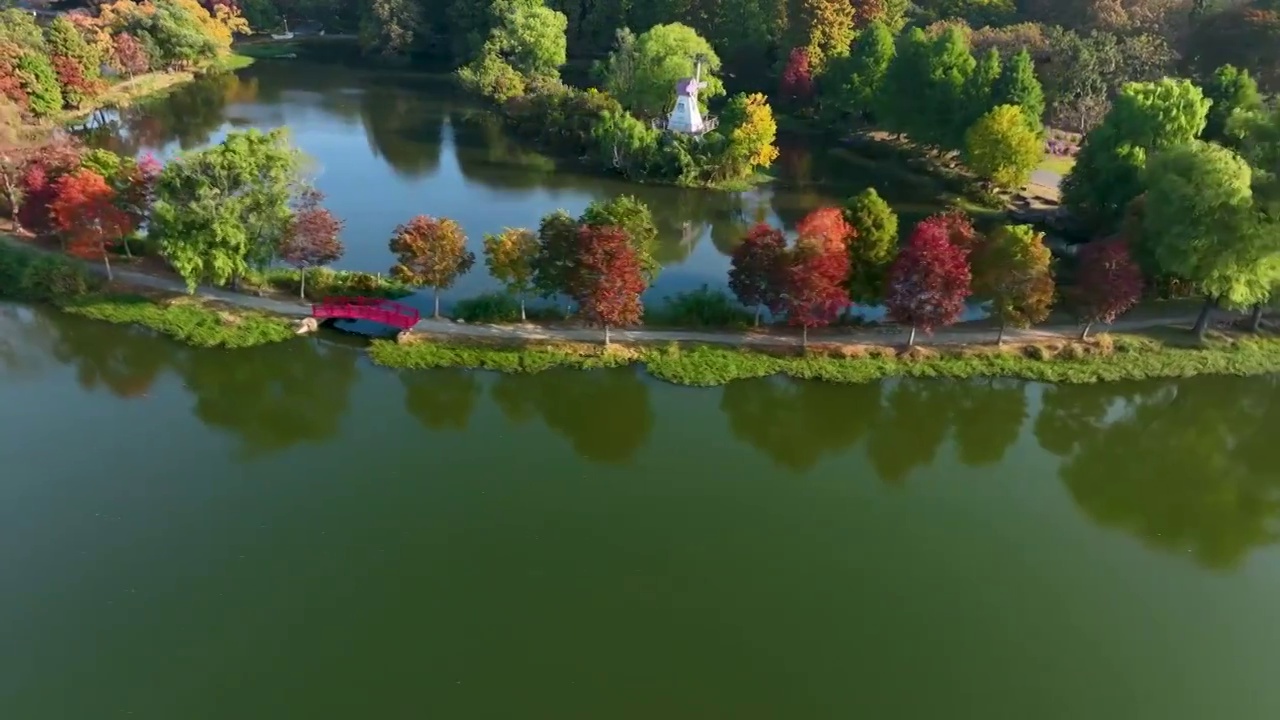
xmin=151 ymin=129 xmax=304 ymax=291
xmin=532 ymin=209 xmax=581 ymax=299
xmin=0 ymin=8 xmax=45 ymax=52
xmin=483 ymin=227 xmax=539 ymax=320
xmin=1063 ymin=78 xmax=1211 ymax=230
xmin=458 ymin=0 xmax=566 ymax=94
xmin=1143 ymin=141 xmax=1278 ymax=338
xmin=601 ymin=22 xmax=724 ymax=118
xmin=971 ymin=223 xmax=1055 ymax=343
xmin=580 ymin=194 xmax=660 ymax=281
xmin=842 ymin=187 xmax=898 ymax=303
xmin=15 ymin=53 xmax=62 ymax=118
xmin=964 ymin=104 xmax=1043 ymax=189
xmin=45 ymin=16 xmax=99 ymax=79
xmin=1201 ymin=64 xmax=1264 ymax=146
xmin=992 ymin=48 xmax=1043 ymax=125
xmin=962 ymin=48 xmax=1001 ymax=129
xmin=880 ymin=26 xmax=975 ymax=149
xmin=821 ymin=19 xmax=895 ymax=120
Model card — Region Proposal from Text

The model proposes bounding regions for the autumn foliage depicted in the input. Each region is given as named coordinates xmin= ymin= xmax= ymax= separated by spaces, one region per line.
xmin=1075 ymin=238 xmax=1144 ymax=338
xmin=574 ymin=224 xmax=647 ymax=343
xmin=279 ymin=189 xmax=345 ymax=298
xmin=728 ymin=222 xmax=787 ymax=325
xmin=16 ymin=138 xmax=84 ymax=235
xmin=795 ymin=206 xmax=855 ymax=249
xmin=49 ymin=168 xmax=135 ymax=279
xmin=111 ymin=33 xmax=150 ymax=77
xmin=781 ymin=237 xmax=851 ymax=345
xmin=389 ymin=215 xmax=476 ymax=317
xmin=886 ymin=218 xmax=973 ymax=344
xmin=780 ymin=47 xmax=815 ymax=104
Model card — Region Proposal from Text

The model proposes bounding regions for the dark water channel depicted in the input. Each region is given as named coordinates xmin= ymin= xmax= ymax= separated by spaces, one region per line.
xmin=3 ymin=305 xmax=1280 ymax=718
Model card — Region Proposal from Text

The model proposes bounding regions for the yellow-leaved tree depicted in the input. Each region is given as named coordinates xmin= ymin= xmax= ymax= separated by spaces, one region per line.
xmin=722 ymin=92 xmax=780 ymax=180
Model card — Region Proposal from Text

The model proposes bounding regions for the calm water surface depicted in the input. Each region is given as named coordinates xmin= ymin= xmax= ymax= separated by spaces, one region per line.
xmin=3 ymin=305 xmax=1280 ymax=718
xmin=85 ymin=60 xmax=958 ymax=306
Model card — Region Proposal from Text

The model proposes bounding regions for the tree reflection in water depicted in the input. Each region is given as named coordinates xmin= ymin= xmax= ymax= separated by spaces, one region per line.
xmin=492 ymin=367 xmax=653 ymax=464
xmin=402 ymin=368 xmax=481 ymax=431
xmin=1042 ymin=378 xmax=1280 ymax=569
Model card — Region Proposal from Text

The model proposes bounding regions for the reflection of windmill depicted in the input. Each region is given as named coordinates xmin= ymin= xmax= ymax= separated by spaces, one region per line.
xmin=661 ymin=53 xmax=717 ymax=137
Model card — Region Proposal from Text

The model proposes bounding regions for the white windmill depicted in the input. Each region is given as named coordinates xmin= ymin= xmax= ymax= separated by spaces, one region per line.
xmin=665 ymin=54 xmax=715 ymax=135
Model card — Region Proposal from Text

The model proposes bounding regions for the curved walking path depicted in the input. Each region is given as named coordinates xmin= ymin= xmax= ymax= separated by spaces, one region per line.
xmin=3 ymin=236 xmax=1211 ymax=349
xmin=105 ymin=262 xmax=1208 ymax=349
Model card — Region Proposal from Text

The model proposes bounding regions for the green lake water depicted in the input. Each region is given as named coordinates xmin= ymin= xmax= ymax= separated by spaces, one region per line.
xmin=2 ymin=305 xmax=1280 ymax=718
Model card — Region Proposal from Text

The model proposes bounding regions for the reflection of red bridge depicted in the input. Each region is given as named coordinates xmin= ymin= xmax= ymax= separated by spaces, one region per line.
xmin=312 ymin=296 xmax=420 ymax=330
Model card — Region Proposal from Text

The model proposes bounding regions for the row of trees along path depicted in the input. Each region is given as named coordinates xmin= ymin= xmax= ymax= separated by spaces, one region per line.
xmin=1 ymin=232 xmax=1206 ymax=350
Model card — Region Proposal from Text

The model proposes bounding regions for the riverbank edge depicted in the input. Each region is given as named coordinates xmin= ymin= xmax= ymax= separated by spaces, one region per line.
xmin=54 ymin=54 xmax=254 ymax=126
xmin=7 ymin=241 xmax=1280 ymax=387
xmin=368 ymin=330 xmax=1280 ymax=387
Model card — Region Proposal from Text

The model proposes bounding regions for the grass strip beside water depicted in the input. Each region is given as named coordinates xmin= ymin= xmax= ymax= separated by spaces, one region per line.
xmin=369 ymin=331 xmax=1280 ymax=386
xmin=61 ymin=294 xmax=296 ymax=349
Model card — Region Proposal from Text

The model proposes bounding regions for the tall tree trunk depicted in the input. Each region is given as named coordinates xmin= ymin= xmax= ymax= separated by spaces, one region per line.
xmin=121 ymin=235 xmax=132 ymax=258
xmin=520 ymin=296 xmax=526 ymax=321
xmin=433 ymin=288 xmax=441 ymax=318
xmin=908 ymin=326 xmax=917 ymax=347
xmin=802 ymin=325 xmax=808 ymax=349
xmin=1080 ymin=322 xmax=1092 ymax=341
xmin=102 ymin=250 xmax=113 ymax=282
xmin=604 ymin=324 xmax=610 ymax=346
xmin=300 ymin=268 xmax=306 ymax=299
xmin=1192 ymin=296 xmax=1215 ymax=340
xmin=1249 ymin=303 xmax=1264 ymax=332
xmin=754 ymin=304 xmax=761 ymax=327
xmin=997 ymin=323 xmax=1006 ymax=345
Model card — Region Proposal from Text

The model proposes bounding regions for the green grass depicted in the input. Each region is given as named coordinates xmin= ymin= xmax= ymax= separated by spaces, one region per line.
xmin=232 ymin=43 xmax=298 ymax=60
xmin=1039 ymin=153 xmax=1076 ymax=176
xmin=368 ymin=331 xmax=1280 ymax=387
xmin=61 ymin=294 xmax=296 ymax=349
xmin=215 ymin=53 xmax=257 ymax=71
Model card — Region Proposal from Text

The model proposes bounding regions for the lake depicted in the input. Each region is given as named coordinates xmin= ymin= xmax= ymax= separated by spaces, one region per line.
xmin=84 ymin=58 xmax=959 ymax=308
xmin=3 ymin=305 xmax=1280 ymax=718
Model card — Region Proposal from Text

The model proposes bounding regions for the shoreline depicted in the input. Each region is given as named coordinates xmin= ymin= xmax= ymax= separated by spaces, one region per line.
xmin=51 ymin=54 xmax=254 ymax=128
xmin=6 ymin=239 xmax=1280 ymax=387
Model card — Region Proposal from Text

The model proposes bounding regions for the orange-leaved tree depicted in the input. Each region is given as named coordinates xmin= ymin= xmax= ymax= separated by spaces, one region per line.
xmin=50 ymin=168 xmax=135 ymax=280
xmin=389 ymin=215 xmax=475 ymax=318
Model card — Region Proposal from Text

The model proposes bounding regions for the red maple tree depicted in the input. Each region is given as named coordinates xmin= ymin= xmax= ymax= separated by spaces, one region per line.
xmin=51 ymin=55 xmax=102 ymax=107
xmin=49 ymin=168 xmax=135 ymax=280
xmin=795 ymin=206 xmax=855 ymax=250
xmin=118 ymin=153 xmax=161 ymax=230
xmin=728 ymin=222 xmax=787 ymax=325
xmin=923 ymin=208 xmax=980 ymax=257
xmin=781 ymin=237 xmax=851 ymax=346
xmin=16 ymin=137 xmax=83 ymax=236
xmin=574 ymin=224 xmax=647 ymax=345
xmin=279 ymin=189 xmax=346 ymax=298
xmin=780 ymin=47 xmax=815 ymax=105
xmin=111 ymin=33 xmax=150 ymax=77
xmin=1074 ymin=237 xmax=1143 ymax=339
xmin=885 ymin=219 xmax=973 ymax=345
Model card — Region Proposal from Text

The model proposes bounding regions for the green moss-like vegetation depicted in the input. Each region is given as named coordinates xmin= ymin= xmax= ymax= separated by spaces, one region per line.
xmin=60 ymin=294 xmax=296 ymax=348
xmin=369 ymin=331 xmax=1280 ymax=387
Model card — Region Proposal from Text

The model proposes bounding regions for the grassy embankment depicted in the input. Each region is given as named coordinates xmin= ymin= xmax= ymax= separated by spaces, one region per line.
xmin=367 ymin=329 xmax=1280 ymax=387
xmin=55 ymin=53 xmax=255 ymax=125
xmin=0 ymin=244 xmax=294 ymax=348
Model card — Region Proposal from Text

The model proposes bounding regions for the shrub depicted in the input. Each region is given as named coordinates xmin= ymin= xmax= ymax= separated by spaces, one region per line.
xmin=648 ymin=285 xmax=753 ymax=328
xmin=0 ymin=244 xmax=95 ymax=302
xmin=14 ymin=52 xmax=62 ymax=117
xmin=452 ymin=292 xmax=524 ymax=323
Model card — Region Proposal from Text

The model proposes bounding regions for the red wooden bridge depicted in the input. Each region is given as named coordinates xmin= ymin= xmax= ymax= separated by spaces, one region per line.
xmin=311 ymin=296 xmax=420 ymax=330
